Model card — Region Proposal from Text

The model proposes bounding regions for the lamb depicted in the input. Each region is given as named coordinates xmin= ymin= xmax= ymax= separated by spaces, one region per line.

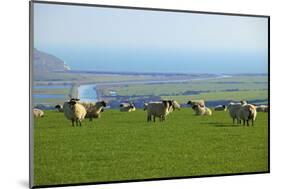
xmin=227 ymin=101 xmax=247 ymax=124
xmin=214 ymin=105 xmax=227 ymax=111
xmin=191 ymin=104 xmax=212 ymax=116
xmin=237 ymin=104 xmax=257 ymax=126
xmin=146 ymin=100 xmax=172 ymax=122
xmin=63 ymin=98 xmax=87 ymax=126
xmin=187 ymin=100 xmax=205 ymax=107
xmin=54 ymin=104 xmax=63 ymax=112
xmin=33 ymin=108 xmax=44 ymax=118
xmin=256 ymin=105 xmax=268 ymax=112
xmin=120 ymin=102 xmax=136 ymax=112
xmin=79 ymin=101 xmax=106 ymax=121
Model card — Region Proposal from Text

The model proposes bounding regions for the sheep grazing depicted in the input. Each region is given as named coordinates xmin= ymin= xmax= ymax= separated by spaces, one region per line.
xmin=238 ymin=104 xmax=257 ymax=126
xmin=146 ymin=100 xmax=172 ymax=122
xmin=191 ymin=104 xmax=212 ymax=116
xmin=214 ymin=105 xmax=227 ymax=111
xmin=63 ymin=98 xmax=87 ymax=126
xmin=120 ymin=102 xmax=136 ymax=112
xmin=187 ymin=100 xmax=205 ymax=107
xmin=54 ymin=104 xmax=63 ymax=112
xmin=256 ymin=105 xmax=268 ymax=112
xmin=227 ymin=101 xmax=247 ymax=124
xmin=80 ymin=101 xmax=107 ymax=121
xmin=33 ymin=108 xmax=44 ymax=118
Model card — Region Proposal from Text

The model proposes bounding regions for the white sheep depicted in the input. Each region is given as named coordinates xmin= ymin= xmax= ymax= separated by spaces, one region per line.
xmin=54 ymin=104 xmax=63 ymax=112
xmin=79 ymin=101 xmax=106 ymax=121
xmin=191 ymin=104 xmax=212 ymax=116
xmin=120 ymin=102 xmax=136 ymax=112
xmin=146 ymin=100 xmax=172 ymax=122
xmin=256 ymin=105 xmax=268 ymax=112
xmin=33 ymin=108 xmax=44 ymax=118
xmin=63 ymin=98 xmax=87 ymax=126
xmin=238 ymin=104 xmax=257 ymax=126
xmin=227 ymin=101 xmax=247 ymax=124
xmin=214 ymin=105 xmax=227 ymax=111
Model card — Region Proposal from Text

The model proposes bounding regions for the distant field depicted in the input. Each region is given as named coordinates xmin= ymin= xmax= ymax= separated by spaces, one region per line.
xmin=34 ymin=109 xmax=268 ymax=186
xmin=103 ymin=75 xmax=268 ymax=104
xmin=105 ymin=75 xmax=268 ymax=96
xmin=162 ymin=90 xmax=268 ymax=104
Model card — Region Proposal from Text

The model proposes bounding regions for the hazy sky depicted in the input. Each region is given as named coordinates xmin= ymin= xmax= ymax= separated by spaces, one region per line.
xmin=34 ymin=3 xmax=268 ymax=74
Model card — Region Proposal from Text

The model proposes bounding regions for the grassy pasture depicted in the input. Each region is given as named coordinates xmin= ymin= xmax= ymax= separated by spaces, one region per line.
xmin=33 ymin=108 xmax=268 ymax=186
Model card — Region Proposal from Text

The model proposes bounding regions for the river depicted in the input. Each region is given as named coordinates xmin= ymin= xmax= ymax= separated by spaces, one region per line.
xmin=77 ymin=74 xmax=232 ymax=102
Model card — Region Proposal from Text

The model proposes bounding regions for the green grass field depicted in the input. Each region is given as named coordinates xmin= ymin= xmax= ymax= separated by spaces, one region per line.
xmin=33 ymin=108 xmax=268 ymax=186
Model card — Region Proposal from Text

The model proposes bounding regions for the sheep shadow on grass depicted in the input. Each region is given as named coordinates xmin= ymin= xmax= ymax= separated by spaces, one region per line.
xmin=202 ymin=122 xmax=243 ymax=128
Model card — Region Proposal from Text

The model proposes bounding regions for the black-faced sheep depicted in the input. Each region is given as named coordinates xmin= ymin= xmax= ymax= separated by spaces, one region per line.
xmin=79 ymin=101 xmax=107 ymax=121
xmin=63 ymin=98 xmax=87 ymax=126
xmin=54 ymin=104 xmax=63 ymax=112
xmin=120 ymin=102 xmax=136 ymax=112
xmin=146 ymin=100 xmax=172 ymax=122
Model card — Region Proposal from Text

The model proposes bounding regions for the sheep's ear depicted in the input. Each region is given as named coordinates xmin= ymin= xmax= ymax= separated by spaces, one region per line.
xmin=187 ymin=101 xmax=191 ymax=104
xmin=120 ymin=104 xmax=124 ymax=107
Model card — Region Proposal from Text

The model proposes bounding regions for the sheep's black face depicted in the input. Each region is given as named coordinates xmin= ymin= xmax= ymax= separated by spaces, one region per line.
xmin=192 ymin=105 xmax=198 ymax=110
xmin=68 ymin=100 xmax=77 ymax=110
xmin=168 ymin=100 xmax=173 ymax=107
xmin=101 ymin=101 xmax=107 ymax=107
xmin=130 ymin=105 xmax=135 ymax=109
xmin=187 ymin=101 xmax=192 ymax=105
xmin=55 ymin=105 xmax=61 ymax=109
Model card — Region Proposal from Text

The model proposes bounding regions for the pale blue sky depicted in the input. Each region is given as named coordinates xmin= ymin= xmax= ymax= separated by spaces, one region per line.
xmin=33 ymin=3 xmax=268 ymax=74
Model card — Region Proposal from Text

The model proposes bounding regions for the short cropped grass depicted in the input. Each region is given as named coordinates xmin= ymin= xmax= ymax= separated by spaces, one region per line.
xmin=33 ymin=109 xmax=268 ymax=186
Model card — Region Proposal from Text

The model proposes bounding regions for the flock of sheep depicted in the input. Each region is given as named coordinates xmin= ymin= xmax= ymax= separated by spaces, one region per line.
xmin=33 ymin=98 xmax=268 ymax=127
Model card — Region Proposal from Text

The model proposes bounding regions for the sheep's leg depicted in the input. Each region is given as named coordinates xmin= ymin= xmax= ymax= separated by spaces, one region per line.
xmin=246 ymin=120 xmax=249 ymax=126
xmin=79 ymin=120 xmax=82 ymax=127
xmin=71 ymin=119 xmax=75 ymax=127
xmin=153 ymin=116 xmax=156 ymax=122
xmin=233 ymin=118 xmax=235 ymax=124
xmin=243 ymin=120 xmax=245 ymax=126
xmin=147 ymin=115 xmax=150 ymax=122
